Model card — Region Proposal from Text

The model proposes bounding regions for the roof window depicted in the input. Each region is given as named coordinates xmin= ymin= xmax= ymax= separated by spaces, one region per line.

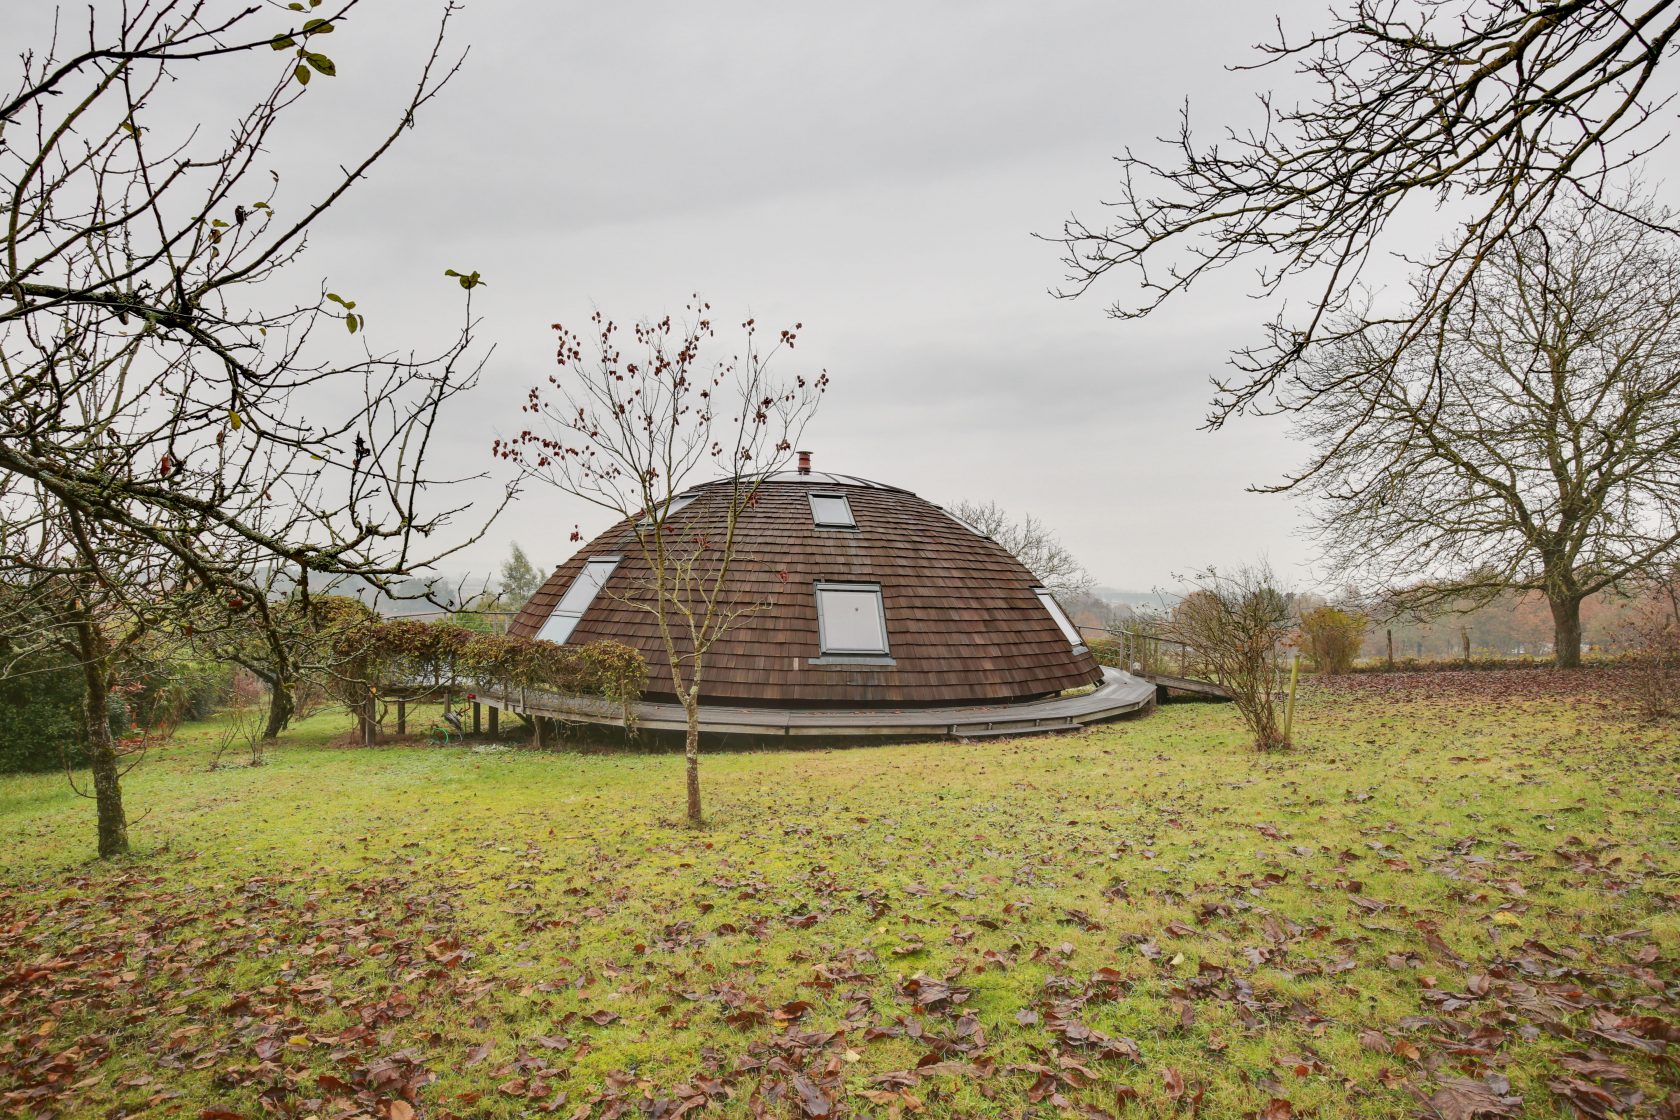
xmin=808 ymin=492 xmax=856 ymax=529
xmin=536 ymin=556 xmax=621 ymax=644
xmin=1034 ymin=587 xmax=1086 ymax=650
xmin=814 ymin=582 xmax=888 ymax=655
xmin=941 ymin=507 xmax=990 ymax=538
xmin=637 ymin=492 xmax=698 ymax=528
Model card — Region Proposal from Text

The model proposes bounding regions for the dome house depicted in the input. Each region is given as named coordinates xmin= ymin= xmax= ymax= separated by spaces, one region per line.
xmin=503 ymin=454 xmax=1154 ymax=737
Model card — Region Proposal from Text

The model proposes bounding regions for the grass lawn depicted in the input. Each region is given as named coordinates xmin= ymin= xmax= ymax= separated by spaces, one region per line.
xmin=3 ymin=675 xmax=1678 ymax=1119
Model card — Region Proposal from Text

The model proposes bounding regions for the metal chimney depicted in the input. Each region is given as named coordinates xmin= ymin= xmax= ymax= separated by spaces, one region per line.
xmin=797 ymin=450 xmax=812 ymax=475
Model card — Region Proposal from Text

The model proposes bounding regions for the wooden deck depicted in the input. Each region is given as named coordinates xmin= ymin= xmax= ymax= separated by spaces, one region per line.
xmin=1136 ymin=672 xmax=1233 ymax=701
xmin=477 ymin=666 xmax=1156 ymax=740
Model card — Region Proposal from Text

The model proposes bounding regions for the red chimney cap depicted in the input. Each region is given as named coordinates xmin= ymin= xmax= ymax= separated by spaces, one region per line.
xmin=796 ymin=450 xmax=812 ymax=475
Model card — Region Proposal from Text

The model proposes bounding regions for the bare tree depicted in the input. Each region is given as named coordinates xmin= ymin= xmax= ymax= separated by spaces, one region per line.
xmin=1051 ymin=1 xmax=1680 ymax=426
xmin=1286 ymin=198 xmax=1680 ymax=668
xmin=0 ymin=2 xmax=502 ymax=857
xmin=949 ymin=499 xmax=1091 ymax=597
xmin=2 ymin=509 xmax=221 ymax=856
xmin=496 ymin=301 xmax=827 ymax=826
xmin=1163 ymin=562 xmax=1295 ymax=751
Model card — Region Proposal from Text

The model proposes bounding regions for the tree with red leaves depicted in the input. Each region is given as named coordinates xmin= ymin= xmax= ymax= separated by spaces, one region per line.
xmin=496 ymin=300 xmax=827 ymax=825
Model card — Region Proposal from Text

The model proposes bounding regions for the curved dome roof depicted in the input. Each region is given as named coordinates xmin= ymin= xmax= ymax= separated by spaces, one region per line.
xmin=508 ymin=473 xmax=1101 ymax=707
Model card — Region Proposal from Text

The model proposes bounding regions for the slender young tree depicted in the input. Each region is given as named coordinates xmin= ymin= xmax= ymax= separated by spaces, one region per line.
xmin=496 ymin=301 xmax=827 ymax=826
xmin=1287 ymin=199 xmax=1680 ymax=667
xmin=1052 ymin=1 xmax=1680 ymax=426
xmin=0 ymin=1 xmax=503 ymax=856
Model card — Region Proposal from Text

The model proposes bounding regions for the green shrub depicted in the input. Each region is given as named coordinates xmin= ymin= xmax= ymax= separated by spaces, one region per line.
xmin=132 ymin=660 xmax=234 ymax=726
xmin=1301 ymin=606 xmax=1368 ymax=675
xmin=0 ymin=651 xmax=94 ymax=773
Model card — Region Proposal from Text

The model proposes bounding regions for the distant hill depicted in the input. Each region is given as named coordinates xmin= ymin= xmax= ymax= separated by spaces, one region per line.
xmin=1091 ymin=586 xmax=1179 ymax=611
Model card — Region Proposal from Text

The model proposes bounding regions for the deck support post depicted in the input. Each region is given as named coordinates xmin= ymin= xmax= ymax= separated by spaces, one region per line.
xmin=396 ymin=700 xmax=406 ymax=735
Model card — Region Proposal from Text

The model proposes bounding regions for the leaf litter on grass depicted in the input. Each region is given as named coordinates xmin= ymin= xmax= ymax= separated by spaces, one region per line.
xmin=1 ymin=673 xmax=1678 ymax=1117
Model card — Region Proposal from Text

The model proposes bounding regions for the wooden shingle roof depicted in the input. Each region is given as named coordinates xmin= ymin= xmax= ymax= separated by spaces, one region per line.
xmin=508 ymin=477 xmax=1101 ymax=707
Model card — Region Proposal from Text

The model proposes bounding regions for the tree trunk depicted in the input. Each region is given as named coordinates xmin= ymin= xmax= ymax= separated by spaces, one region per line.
xmin=360 ymin=695 xmax=378 ymax=746
xmin=262 ymin=677 xmax=294 ymax=741
xmin=1551 ymin=594 xmax=1585 ymax=669
xmin=72 ymin=608 xmax=128 ymax=858
xmin=684 ymin=691 xmax=702 ymax=826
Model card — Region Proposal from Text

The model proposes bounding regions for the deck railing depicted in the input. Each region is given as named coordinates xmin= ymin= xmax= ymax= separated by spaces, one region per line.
xmin=1101 ymin=627 xmax=1203 ymax=678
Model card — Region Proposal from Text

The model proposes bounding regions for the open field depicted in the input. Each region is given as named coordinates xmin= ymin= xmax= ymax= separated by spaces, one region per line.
xmin=4 ymin=676 xmax=1679 ymax=1119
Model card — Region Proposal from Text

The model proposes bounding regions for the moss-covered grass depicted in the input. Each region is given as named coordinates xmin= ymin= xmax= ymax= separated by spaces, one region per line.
xmin=2 ymin=680 xmax=1678 ymax=1118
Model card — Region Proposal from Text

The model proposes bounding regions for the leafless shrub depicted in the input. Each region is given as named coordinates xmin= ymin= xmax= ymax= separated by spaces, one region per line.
xmin=1618 ymin=578 xmax=1680 ymax=721
xmin=209 ymin=674 xmax=269 ymax=769
xmin=1164 ymin=563 xmax=1294 ymax=751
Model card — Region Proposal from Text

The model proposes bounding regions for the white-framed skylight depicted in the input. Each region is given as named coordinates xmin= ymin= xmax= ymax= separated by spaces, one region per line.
xmin=939 ymin=506 xmax=990 ymax=538
xmin=808 ymin=492 xmax=857 ymax=529
xmin=637 ymin=492 xmax=697 ymax=527
xmin=1034 ymin=587 xmax=1086 ymax=649
xmin=536 ymin=556 xmax=621 ymax=644
xmin=814 ymin=581 xmax=889 ymax=655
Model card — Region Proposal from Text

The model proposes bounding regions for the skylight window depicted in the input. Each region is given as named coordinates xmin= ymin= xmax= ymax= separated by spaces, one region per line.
xmin=1034 ymin=587 xmax=1085 ymax=649
xmin=808 ymin=493 xmax=856 ymax=529
xmin=814 ymin=582 xmax=888 ymax=655
xmin=942 ymin=507 xmax=989 ymax=538
xmin=536 ymin=557 xmax=621 ymax=644
xmin=637 ymin=492 xmax=697 ymax=527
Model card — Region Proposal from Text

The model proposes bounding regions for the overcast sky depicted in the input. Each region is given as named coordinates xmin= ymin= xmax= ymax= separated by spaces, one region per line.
xmin=19 ymin=2 xmax=1553 ymax=592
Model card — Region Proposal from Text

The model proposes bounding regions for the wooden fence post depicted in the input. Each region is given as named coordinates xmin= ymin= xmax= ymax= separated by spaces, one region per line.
xmin=488 ymin=706 xmax=499 ymax=738
xmin=472 ymin=701 xmax=481 ymax=735
xmin=1386 ymin=628 xmax=1394 ymax=670
xmin=396 ymin=699 xmax=406 ymax=735
xmin=1462 ymin=628 xmax=1471 ymax=664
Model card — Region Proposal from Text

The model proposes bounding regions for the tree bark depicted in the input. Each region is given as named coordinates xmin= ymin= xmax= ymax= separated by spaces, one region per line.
xmin=684 ymin=690 xmax=702 ymax=826
xmin=360 ymin=695 xmax=378 ymax=746
xmin=262 ymin=676 xmax=294 ymax=741
xmin=1551 ymin=595 xmax=1585 ymax=668
xmin=72 ymin=607 xmax=128 ymax=858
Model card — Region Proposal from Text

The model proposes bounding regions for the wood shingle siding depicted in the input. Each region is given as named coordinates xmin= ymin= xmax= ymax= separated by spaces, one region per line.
xmin=509 ymin=477 xmax=1102 ymax=707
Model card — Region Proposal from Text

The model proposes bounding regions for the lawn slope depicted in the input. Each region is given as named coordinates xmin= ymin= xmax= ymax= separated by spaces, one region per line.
xmin=2 ymin=677 xmax=1678 ymax=1118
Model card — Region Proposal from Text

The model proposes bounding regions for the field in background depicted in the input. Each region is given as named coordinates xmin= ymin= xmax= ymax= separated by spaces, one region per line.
xmin=3 ymin=675 xmax=1678 ymax=1118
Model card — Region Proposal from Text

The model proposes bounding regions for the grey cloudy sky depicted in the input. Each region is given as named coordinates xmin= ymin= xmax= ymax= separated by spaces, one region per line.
xmin=19 ymin=2 xmax=1508 ymax=591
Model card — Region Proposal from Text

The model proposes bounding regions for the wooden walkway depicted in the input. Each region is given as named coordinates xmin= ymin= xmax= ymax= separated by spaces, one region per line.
xmin=478 ymin=666 xmax=1156 ymax=740
xmin=1135 ymin=672 xmax=1232 ymax=701
xmin=1094 ymin=628 xmax=1233 ymax=701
